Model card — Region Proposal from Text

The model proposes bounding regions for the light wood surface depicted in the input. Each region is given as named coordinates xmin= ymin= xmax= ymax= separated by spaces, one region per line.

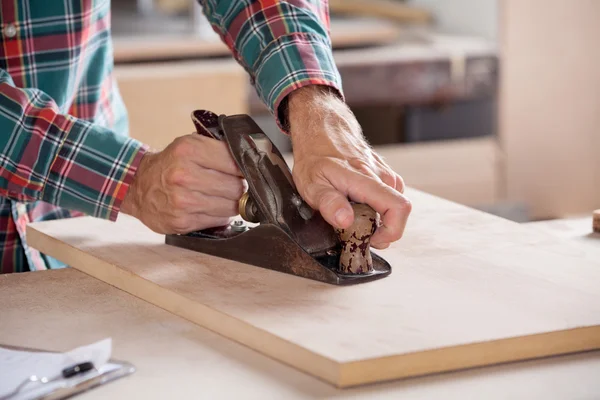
xmin=155 ymin=0 xmax=190 ymax=14
xmin=115 ymin=60 xmax=248 ymax=150
xmin=526 ymin=217 xmax=598 ymax=240
xmin=26 ymin=189 xmax=600 ymax=387
xmin=112 ymin=18 xmax=401 ymax=63
xmin=526 ymin=216 xmax=600 ymax=255
xmin=373 ymin=137 xmax=499 ymax=206
xmin=499 ymin=0 xmax=600 ymax=219
xmin=329 ymin=0 xmax=432 ymax=23
xmin=2 ymin=269 xmax=600 ymax=399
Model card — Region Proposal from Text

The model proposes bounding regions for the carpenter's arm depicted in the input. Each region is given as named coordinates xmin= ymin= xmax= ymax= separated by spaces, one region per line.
xmin=0 ymin=69 xmax=147 ymax=220
xmin=197 ymin=0 xmax=344 ymax=131
xmin=198 ymin=1 xmax=412 ymax=247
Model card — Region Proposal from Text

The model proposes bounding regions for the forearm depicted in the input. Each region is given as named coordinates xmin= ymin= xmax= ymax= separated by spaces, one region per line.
xmin=287 ymin=85 xmax=359 ymax=140
xmin=0 ymin=69 xmax=147 ymax=220
xmin=198 ymin=0 xmax=344 ymax=131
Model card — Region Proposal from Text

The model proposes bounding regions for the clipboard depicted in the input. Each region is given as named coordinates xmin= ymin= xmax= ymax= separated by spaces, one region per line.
xmin=0 ymin=343 xmax=135 ymax=400
xmin=34 ymin=359 xmax=135 ymax=400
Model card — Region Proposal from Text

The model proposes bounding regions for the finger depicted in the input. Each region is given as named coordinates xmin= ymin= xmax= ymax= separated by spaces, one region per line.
xmin=377 ymin=167 xmax=397 ymax=189
xmin=372 ymin=242 xmax=390 ymax=250
xmin=370 ymin=196 xmax=411 ymax=246
xmin=172 ymin=191 xmax=239 ymax=217
xmin=201 ymin=194 xmax=239 ymax=217
xmin=174 ymin=166 xmax=247 ymax=201
xmin=324 ymin=167 xmax=412 ymax=244
xmin=371 ymin=153 xmax=401 ymax=192
xmin=188 ymin=134 xmax=244 ymax=177
xmin=394 ymin=173 xmax=405 ymax=194
xmin=189 ymin=214 xmax=233 ymax=231
xmin=305 ymin=184 xmax=354 ymax=229
xmin=172 ymin=214 xmax=234 ymax=234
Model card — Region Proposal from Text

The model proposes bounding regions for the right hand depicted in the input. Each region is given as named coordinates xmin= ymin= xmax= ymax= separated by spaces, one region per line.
xmin=121 ymin=134 xmax=247 ymax=234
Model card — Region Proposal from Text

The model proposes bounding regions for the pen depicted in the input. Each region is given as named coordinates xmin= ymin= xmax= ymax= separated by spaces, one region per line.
xmin=62 ymin=362 xmax=95 ymax=378
xmin=1 ymin=362 xmax=96 ymax=400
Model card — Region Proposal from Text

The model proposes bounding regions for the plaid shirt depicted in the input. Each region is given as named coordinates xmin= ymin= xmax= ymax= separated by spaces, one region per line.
xmin=0 ymin=0 xmax=342 ymax=273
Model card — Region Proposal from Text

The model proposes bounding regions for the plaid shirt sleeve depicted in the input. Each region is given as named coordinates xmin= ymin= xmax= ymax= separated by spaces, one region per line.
xmin=0 ymin=69 xmax=147 ymax=221
xmin=199 ymin=0 xmax=344 ymax=131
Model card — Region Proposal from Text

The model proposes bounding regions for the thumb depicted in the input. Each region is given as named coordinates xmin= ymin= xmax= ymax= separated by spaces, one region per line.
xmin=306 ymin=184 xmax=354 ymax=229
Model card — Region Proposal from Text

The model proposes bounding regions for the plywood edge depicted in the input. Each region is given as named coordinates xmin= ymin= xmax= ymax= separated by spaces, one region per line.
xmin=338 ymin=325 xmax=600 ymax=387
xmin=26 ymin=223 xmax=342 ymax=386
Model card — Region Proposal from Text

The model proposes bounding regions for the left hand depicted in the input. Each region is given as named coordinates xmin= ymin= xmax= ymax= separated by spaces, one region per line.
xmin=287 ymin=86 xmax=412 ymax=249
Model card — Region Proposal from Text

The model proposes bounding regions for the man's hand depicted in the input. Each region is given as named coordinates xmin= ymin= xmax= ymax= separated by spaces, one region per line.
xmin=287 ymin=86 xmax=412 ymax=249
xmin=121 ymin=134 xmax=246 ymax=234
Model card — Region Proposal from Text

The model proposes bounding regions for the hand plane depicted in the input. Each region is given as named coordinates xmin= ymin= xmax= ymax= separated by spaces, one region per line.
xmin=164 ymin=110 xmax=392 ymax=285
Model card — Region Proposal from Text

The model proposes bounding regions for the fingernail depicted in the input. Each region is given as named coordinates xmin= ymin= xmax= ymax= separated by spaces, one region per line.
xmin=335 ymin=208 xmax=351 ymax=227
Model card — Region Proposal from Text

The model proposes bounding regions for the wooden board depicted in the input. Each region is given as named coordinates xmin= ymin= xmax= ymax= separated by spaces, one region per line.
xmin=3 ymin=269 xmax=600 ymax=399
xmin=26 ymin=189 xmax=600 ymax=387
xmin=526 ymin=217 xmax=598 ymax=241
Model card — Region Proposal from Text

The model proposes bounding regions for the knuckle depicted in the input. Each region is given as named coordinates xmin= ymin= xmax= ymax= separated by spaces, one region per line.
xmin=398 ymin=197 xmax=412 ymax=214
xmin=386 ymin=225 xmax=403 ymax=241
xmin=165 ymin=168 xmax=186 ymax=186
xmin=396 ymin=174 xmax=406 ymax=191
xmin=347 ymin=156 xmax=368 ymax=169
xmin=170 ymin=193 xmax=189 ymax=210
xmin=171 ymin=137 xmax=193 ymax=157
xmin=379 ymin=168 xmax=396 ymax=187
xmin=348 ymin=157 xmax=374 ymax=176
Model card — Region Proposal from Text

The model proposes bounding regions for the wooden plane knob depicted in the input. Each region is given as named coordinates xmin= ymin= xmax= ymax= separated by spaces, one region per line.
xmin=594 ymin=210 xmax=600 ymax=233
xmin=336 ymin=203 xmax=379 ymax=274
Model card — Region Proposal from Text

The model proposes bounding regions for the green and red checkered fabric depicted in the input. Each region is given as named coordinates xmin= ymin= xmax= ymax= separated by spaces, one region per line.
xmin=0 ymin=0 xmax=342 ymax=273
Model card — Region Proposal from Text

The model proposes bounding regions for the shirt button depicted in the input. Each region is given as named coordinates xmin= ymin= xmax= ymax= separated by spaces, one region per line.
xmin=4 ymin=24 xmax=17 ymax=38
xmin=16 ymin=203 xmax=27 ymax=217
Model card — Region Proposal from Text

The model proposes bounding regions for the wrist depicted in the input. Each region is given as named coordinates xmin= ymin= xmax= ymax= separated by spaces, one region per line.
xmin=285 ymin=86 xmax=345 ymax=131
xmin=288 ymin=88 xmax=361 ymax=146
xmin=121 ymin=152 xmax=152 ymax=217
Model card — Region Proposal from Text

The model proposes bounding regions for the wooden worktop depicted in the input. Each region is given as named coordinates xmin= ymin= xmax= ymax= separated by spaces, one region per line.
xmin=1 ymin=268 xmax=600 ymax=399
xmin=23 ymin=187 xmax=600 ymax=388
xmin=112 ymin=18 xmax=402 ymax=63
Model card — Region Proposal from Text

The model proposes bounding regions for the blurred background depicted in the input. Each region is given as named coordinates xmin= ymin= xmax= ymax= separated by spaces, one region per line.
xmin=111 ymin=0 xmax=600 ymax=223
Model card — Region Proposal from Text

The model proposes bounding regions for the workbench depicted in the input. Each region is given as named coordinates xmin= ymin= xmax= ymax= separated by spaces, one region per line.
xmin=111 ymin=18 xmax=403 ymax=63
xmin=1 ymin=266 xmax=599 ymax=399
xmin=4 ymin=195 xmax=600 ymax=397
xmin=526 ymin=216 xmax=597 ymax=242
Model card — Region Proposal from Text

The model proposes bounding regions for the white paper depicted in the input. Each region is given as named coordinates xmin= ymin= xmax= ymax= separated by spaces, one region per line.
xmin=0 ymin=338 xmax=112 ymax=400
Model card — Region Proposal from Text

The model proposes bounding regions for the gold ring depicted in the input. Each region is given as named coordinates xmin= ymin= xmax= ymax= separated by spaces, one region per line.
xmin=238 ymin=192 xmax=251 ymax=221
